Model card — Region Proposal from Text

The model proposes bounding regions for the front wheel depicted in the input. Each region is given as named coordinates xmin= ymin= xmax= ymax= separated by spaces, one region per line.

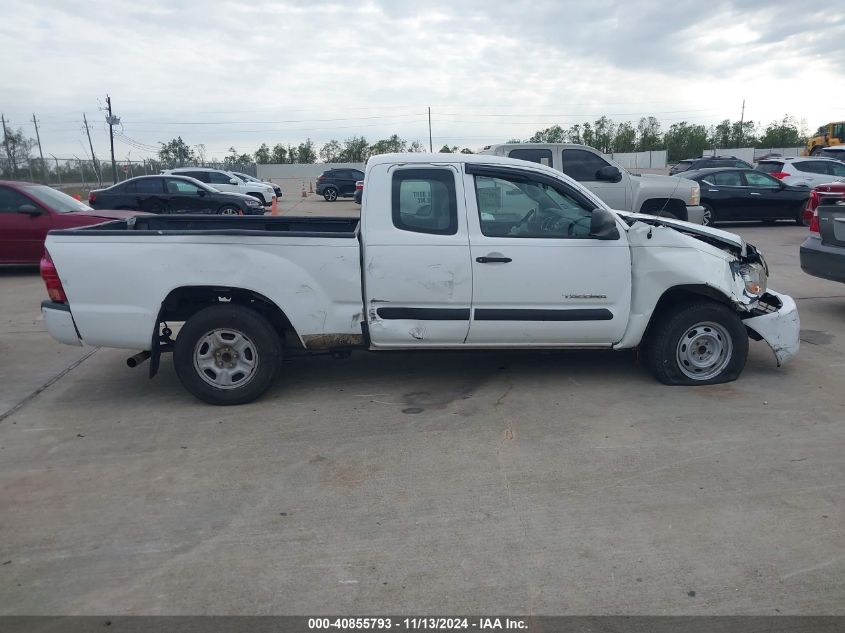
xmin=645 ymin=301 xmax=748 ymax=385
xmin=174 ymin=305 xmax=282 ymax=405
xmin=218 ymin=205 xmax=243 ymax=215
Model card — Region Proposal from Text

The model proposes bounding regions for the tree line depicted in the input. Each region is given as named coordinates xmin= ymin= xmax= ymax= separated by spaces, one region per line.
xmin=1 ymin=113 xmax=811 ymax=181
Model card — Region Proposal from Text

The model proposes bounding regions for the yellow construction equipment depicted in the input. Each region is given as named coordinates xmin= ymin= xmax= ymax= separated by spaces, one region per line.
xmin=806 ymin=121 xmax=845 ymax=155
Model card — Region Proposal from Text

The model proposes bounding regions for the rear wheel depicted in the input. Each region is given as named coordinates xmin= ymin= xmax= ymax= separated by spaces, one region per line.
xmin=701 ymin=203 xmax=716 ymax=226
xmin=645 ymin=301 xmax=748 ymax=385
xmin=174 ymin=305 xmax=282 ymax=405
xmin=323 ymin=187 xmax=338 ymax=202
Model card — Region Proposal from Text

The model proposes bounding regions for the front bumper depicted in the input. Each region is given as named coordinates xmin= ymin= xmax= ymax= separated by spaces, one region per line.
xmin=685 ymin=205 xmax=706 ymax=225
xmin=800 ymin=235 xmax=845 ymax=283
xmin=41 ymin=301 xmax=83 ymax=346
xmin=743 ymin=291 xmax=800 ymax=366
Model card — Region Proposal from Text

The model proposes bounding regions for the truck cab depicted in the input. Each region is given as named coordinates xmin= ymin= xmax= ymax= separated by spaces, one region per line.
xmin=807 ymin=122 xmax=845 ymax=156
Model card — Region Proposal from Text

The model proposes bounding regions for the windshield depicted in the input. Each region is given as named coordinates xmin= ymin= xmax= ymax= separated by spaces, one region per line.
xmin=22 ymin=185 xmax=92 ymax=213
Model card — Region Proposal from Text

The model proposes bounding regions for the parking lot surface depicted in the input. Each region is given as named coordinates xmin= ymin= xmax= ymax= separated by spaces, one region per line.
xmin=1 ymin=217 xmax=844 ymax=615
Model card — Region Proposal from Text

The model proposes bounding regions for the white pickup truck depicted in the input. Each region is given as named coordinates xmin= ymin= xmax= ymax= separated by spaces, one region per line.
xmin=41 ymin=153 xmax=799 ymax=405
xmin=480 ymin=143 xmax=706 ymax=224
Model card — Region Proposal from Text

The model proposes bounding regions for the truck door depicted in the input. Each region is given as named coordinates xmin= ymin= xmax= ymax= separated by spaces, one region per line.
xmin=463 ymin=164 xmax=631 ymax=346
xmin=561 ymin=148 xmax=629 ymax=211
xmin=362 ymin=164 xmax=473 ymax=347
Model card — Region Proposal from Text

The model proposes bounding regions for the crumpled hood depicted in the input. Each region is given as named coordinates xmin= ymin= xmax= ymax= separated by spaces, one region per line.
xmin=614 ymin=209 xmax=747 ymax=255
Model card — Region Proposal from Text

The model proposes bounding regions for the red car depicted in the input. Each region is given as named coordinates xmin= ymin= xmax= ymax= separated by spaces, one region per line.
xmin=0 ymin=180 xmax=141 ymax=264
xmin=803 ymin=181 xmax=845 ymax=225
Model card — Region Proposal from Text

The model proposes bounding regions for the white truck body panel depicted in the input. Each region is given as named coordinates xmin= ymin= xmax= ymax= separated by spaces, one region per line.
xmin=42 ymin=153 xmax=798 ymax=377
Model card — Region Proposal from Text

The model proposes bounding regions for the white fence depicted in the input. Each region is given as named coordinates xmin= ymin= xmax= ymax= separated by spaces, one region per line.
xmin=604 ymin=150 xmax=667 ymax=169
xmin=702 ymin=147 xmax=805 ymax=163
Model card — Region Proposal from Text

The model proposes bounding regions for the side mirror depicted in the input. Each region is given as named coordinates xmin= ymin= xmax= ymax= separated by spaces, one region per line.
xmin=596 ymin=166 xmax=622 ymax=182
xmin=590 ymin=208 xmax=620 ymax=240
xmin=17 ymin=204 xmax=42 ymax=216
xmin=197 ymin=189 xmax=206 ymax=196
xmin=229 ymin=178 xmax=239 ymax=185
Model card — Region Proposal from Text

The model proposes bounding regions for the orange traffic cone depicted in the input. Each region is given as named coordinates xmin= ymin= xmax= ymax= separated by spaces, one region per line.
xmin=72 ymin=193 xmax=81 ymax=201
xmin=301 ymin=182 xmax=306 ymax=198
xmin=270 ymin=195 xmax=279 ymax=216
xmin=309 ymin=181 xmax=313 ymax=194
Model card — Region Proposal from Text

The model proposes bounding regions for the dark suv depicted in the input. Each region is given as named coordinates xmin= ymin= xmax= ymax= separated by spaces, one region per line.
xmin=670 ymin=156 xmax=753 ymax=175
xmin=316 ymin=168 xmax=365 ymax=201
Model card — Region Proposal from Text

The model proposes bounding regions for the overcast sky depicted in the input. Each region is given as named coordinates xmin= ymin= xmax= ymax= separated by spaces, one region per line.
xmin=2 ymin=0 xmax=844 ymax=161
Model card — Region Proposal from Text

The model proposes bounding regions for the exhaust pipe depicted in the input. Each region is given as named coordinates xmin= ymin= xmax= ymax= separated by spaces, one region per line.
xmin=126 ymin=350 xmax=152 ymax=368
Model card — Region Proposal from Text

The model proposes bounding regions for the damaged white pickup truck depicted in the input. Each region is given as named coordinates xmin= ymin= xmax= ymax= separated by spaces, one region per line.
xmin=41 ymin=153 xmax=800 ymax=405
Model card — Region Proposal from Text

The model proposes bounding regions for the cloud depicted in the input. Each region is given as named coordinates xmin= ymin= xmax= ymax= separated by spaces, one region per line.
xmin=1 ymin=0 xmax=843 ymax=158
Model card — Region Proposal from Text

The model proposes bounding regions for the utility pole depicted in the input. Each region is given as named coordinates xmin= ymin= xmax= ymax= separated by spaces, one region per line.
xmin=2 ymin=114 xmax=16 ymax=177
xmin=32 ymin=114 xmax=46 ymax=183
xmin=738 ymin=99 xmax=745 ymax=147
xmin=83 ymin=113 xmax=102 ymax=185
xmin=105 ymin=95 xmax=119 ymax=184
xmin=428 ymin=106 xmax=433 ymax=152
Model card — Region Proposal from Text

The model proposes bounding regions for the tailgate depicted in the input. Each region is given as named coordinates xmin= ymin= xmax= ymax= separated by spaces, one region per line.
xmin=818 ymin=203 xmax=845 ymax=248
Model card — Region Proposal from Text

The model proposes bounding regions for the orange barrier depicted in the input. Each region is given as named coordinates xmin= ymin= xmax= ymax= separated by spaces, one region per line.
xmin=270 ymin=196 xmax=279 ymax=216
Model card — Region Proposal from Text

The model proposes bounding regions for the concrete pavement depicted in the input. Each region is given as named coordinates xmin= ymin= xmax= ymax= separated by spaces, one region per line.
xmin=1 ymin=220 xmax=844 ymax=615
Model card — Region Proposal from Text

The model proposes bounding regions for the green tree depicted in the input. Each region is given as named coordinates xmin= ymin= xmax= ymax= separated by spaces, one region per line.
xmin=0 ymin=127 xmax=35 ymax=177
xmin=194 ymin=144 xmax=207 ymax=165
xmin=581 ymin=122 xmax=595 ymax=148
xmin=758 ymin=115 xmax=806 ymax=148
xmin=593 ymin=116 xmax=616 ymax=153
xmin=158 ymin=137 xmax=195 ymax=166
xmin=637 ymin=117 xmax=662 ymax=151
xmin=439 ymin=144 xmax=457 ymax=153
xmin=664 ymin=122 xmax=710 ymax=162
xmin=566 ymin=124 xmax=583 ymax=144
xmin=529 ymin=125 xmax=567 ymax=143
xmin=296 ymin=138 xmax=317 ymax=164
xmin=339 ymin=136 xmax=369 ymax=162
xmin=254 ymin=143 xmax=271 ymax=164
xmin=460 ymin=147 xmax=474 ymax=154
xmin=319 ymin=139 xmax=342 ymax=163
xmin=270 ymin=143 xmax=287 ymax=163
xmin=370 ymin=134 xmax=407 ymax=155
xmin=408 ymin=140 xmax=425 ymax=152
xmin=612 ymin=121 xmax=636 ymax=153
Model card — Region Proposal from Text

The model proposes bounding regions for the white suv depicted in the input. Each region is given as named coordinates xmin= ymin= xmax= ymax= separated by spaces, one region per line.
xmin=163 ymin=168 xmax=276 ymax=205
xmin=756 ymin=157 xmax=845 ymax=188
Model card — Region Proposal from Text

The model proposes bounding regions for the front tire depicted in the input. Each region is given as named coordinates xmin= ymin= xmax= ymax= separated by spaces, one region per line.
xmin=645 ymin=301 xmax=748 ymax=385
xmin=174 ymin=305 xmax=282 ymax=405
xmin=323 ymin=187 xmax=338 ymax=202
xmin=218 ymin=205 xmax=243 ymax=215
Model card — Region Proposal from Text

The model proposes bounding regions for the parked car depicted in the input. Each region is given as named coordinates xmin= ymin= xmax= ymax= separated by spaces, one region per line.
xmin=88 ymin=175 xmax=265 ymax=215
xmin=755 ymin=157 xmax=845 ymax=188
xmin=0 ymin=181 xmax=142 ymax=265
xmin=479 ymin=143 xmax=705 ymax=223
xmin=316 ymin=168 xmax=365 ymax=201
xmin=801 ymin=202 xmax=845 ymax=283
xmin=41 ymin=153 xmax=797 ymax=405
xmin=816 ymin=146 xmax=845 ymax=162
xmin=162 ymin=168 xmax=275 ymax=205
xmin=669 ymin=156 xmax=753 ymax=175
xmin=354 ymin=180 xmax=363 ymax=204
xmin=231 ymin=171 xmax=282 ymax=198
xmin=679 ymin=168 xmax=810 ymax=225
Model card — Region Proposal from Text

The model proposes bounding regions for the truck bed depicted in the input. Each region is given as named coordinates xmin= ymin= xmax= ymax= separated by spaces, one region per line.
xmin=50 ymin=215 xmax=360 ymax=238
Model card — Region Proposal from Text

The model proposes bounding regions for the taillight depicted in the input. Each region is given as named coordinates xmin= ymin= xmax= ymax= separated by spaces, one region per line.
xmin=40 ymin=250 xmax=68 ymax=303
xmin=769 ymin=172 xmax=789 ymax=180
xmin=88 ymin=191 xmax=96 ymax=203
xmin=809 ymin=209 xmax=820 ymax=234
xmin=317 ymin=175 xmax=325 ymax=183
xmin=808 ymin=190 xmax=819 ymax=211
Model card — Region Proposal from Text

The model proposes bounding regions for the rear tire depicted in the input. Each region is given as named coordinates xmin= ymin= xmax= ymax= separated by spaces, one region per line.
xmin=701 ymin=203 xmax=716 ymax=226
xmin=645 ymin=301 xmax=748 ymax=386
xmin=174 ymin=305 xmax=282 ymax=405
xmin=323 ymin=187 xmax=338 ymax=202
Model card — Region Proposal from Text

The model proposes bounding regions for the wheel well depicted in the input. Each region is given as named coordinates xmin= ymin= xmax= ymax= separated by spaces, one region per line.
xmin=159 ymin=286 xmax=301 ymax=348
xmin=642 ymin=285 xmax=734 ymax=342
xmin=639 ymin=198 xmax=687 ymax=220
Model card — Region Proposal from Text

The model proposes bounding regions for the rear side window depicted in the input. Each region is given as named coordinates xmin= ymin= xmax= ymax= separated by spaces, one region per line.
xmin=121 ymin=181 xmax=137 ymax=193
xmin=756 ymin=162 xmax=784 ymax=174
xmin=795 ymin=161 xmax=830 ymax=174
xmin=673 ymin=161 xmax=693 ymax=172
xmin=392 ymin=169 xmax=457 ymax=235
xmin=562 ymin=149 xmax=611 ymax=181
xmin=712 ymin=172 xmax=742 ymax=186
xmin=0 ymin=186 xmax=34 ymax=213
xmin=508 ymin=148 xmax=553 ymax=168
xmin=137 ymin=178 xmax=165 ymax=194
xmin=208 ymin=172 xmax=232 ymax=185
xmin=180 ymin=170 xmax=210 ymax=183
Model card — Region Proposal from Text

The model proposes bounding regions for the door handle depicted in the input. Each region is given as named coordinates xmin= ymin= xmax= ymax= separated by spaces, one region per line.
xmin=476 ymin=256 xmax=512 ymax=263
xmin=750 ymin=192 xmax=762 ymax=196
xmin=708 ymin=189 xmax=719 ymax=192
